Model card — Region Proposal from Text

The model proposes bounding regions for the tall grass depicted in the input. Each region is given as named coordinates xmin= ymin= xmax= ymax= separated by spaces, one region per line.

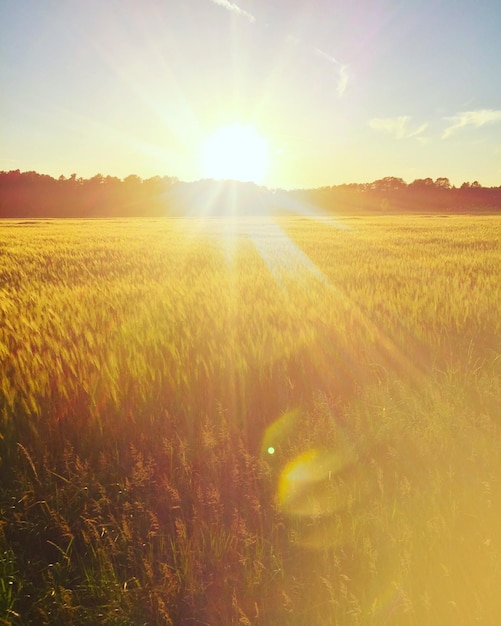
xmin=0 ymin=215 xmax=500 ymax=624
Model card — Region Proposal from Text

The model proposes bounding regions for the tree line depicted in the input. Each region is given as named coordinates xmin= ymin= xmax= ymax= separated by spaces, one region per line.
xmin=293 ymin=176 xmax=501 ymax=214
xmin=1 ymin=170 xmax=500 ymax=217
xmin=0 ymin=171 xmax=180 ymax=218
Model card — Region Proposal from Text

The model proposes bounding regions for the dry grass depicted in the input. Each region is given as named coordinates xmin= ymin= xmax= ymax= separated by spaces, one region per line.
xmin=0 ymin=215 xmax=500 ymax=624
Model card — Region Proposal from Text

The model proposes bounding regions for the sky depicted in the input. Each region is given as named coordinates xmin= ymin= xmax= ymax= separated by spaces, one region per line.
xmin=1 ymin=0 xmax=501 ymax=189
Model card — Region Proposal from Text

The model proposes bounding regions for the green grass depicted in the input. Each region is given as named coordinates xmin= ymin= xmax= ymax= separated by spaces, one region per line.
xmin=0 ymin=215 xmax=500 ymax=624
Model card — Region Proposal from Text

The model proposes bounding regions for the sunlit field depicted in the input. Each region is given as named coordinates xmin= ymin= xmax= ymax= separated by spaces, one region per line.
xmin=1 ymin=215 xmax=500 ymax=625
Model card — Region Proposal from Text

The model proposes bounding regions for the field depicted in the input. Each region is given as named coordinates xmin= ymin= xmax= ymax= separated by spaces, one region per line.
xmin=1 ymin=215 xmax=500 ymax=625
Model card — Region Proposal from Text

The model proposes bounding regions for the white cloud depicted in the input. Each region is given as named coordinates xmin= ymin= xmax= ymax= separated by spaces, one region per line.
xmin=337 ymin=65 xmax=349 ymax=97
xmin=369 ymin=116 xmax=428 ymax=139
xmin=209 ymin=0 xmax=255 ymax=23
xmin=407 ymin=122 xmax=428 ymax=138
xmin=314 ymin=48 xmax=349 ymax=97
xmin=314 ymin=48 xmax=341 ymax=65
xmin=442 ymin=109 xmax=501 ymax=138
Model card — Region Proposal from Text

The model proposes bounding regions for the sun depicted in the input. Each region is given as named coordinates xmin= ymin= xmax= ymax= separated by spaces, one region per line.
xmin=201 ymin=124 xmax=270 ymax=184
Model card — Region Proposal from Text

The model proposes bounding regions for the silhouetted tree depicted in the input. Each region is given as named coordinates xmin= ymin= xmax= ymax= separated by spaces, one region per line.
xmin=435 ymin=177 xmax=451 ymax=189
xmin=0 ymin=170 xmax=500 ymax=217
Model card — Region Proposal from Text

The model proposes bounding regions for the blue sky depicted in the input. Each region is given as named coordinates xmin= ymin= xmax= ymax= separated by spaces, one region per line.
xmin=1 ymin=0 xmax=500 ymax=188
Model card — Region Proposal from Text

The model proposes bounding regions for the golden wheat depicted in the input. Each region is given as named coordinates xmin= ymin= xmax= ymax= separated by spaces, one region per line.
xmin=0 ymin=215 xmax=500 ymax=625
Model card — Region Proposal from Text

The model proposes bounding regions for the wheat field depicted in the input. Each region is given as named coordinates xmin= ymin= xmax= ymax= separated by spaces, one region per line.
xmin=1 ymin=215 xmax=500 ymax=625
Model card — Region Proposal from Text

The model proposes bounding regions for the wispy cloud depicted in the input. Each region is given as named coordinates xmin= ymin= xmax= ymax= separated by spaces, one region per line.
xmin=442 ymin=109 xmax=501 ymax=138
xmin=369 ymin=116 xmax=428 ymax=139
xmin=314 ymin=48 xmax=349 ymax=96
xmin=209 ymin=0 xmax=255 ymax=23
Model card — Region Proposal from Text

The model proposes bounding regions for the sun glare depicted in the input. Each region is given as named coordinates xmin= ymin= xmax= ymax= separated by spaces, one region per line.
xmin=201 ymin=124 xmax=269 ymax=184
